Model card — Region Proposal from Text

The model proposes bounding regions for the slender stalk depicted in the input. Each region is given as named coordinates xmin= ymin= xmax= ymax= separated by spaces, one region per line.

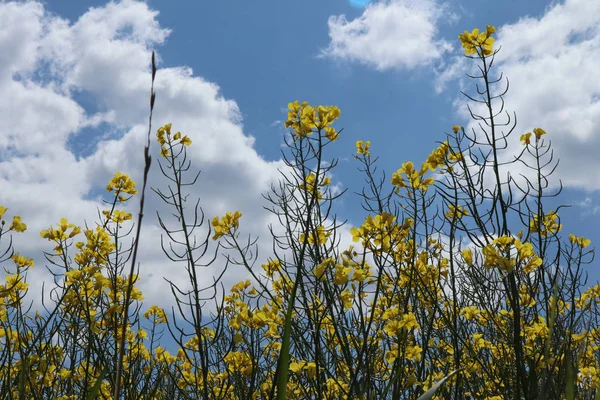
xmin=113 ymin=51 xmax=156 ymax=400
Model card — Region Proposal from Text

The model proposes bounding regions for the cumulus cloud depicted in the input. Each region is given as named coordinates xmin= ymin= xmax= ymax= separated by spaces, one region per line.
xmin=450 ymin=0 xmax=600 ymax=196
xmin=320 ymin=0 xmax=453 ymax=71
xmin=321 ymin=0 xmax=600 ymax=198
xmin=0 ymin=0 xmax=306 ymax=316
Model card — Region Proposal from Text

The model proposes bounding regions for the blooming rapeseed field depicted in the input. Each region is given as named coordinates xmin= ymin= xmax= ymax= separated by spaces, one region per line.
xmin=0 ymin=25 xmax=596 ymax=400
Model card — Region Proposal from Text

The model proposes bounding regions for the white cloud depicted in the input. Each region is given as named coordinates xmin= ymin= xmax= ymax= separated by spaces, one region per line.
xmin=575 ymin=197 xmax=600 ymax=217
xmin=320 ymin=0 xmax=453 ymax=71
xmin=0 ymin=0 xmax=303 ymax=316
xmin=432 ymin=54 xmax=468 ymax=93
xmin=0 ymin=0 xmax=374 ymax=326
xmin=446 ymin=0 xmax=600 ymax=200
xmin=0 ymin=1 xmax=44 ymax=78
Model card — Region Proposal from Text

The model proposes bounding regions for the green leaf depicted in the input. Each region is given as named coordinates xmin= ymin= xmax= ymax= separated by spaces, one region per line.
xmin=18 ymin=357 xmax=26 ymax=400
xmin=417 ymin=369 xmax=462 ymax=400
xmin=86 ymin=364 xmax=109 ymax=400
xmin=565 ymin=350 xmax=575 ymax=400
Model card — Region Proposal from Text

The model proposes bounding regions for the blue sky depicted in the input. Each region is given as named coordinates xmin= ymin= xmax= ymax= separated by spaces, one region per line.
xmin=0 ymin=0 xmax=599 ymax=334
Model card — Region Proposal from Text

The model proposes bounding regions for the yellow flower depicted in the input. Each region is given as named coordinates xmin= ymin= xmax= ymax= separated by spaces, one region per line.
xmin=384 ymin=320 xmax=401 ymax=336
xmin=144 ymin=305 xmax=168 ymax=324
xmin=299 ymin=225 xmax=331 ymax=246
xmin=448 ymin=151 xmax=463 ymax=163
xmin=392 ymin=160 xmax=433 ymax=190
xmin=384 ymin=312 xmax=419 ymax=336
xmin=314 ymin=258 xmax=334 ymax=281
xmin=340 ymin=289 xmax=353 ymax=310
xmin=298 ymin=173 xmax=330 ymax=200
xmin=224 ymin=351 xmax=254 ymax=376
xmin=211 ymin=211 xmax=242 ymax=240
xmin=156 ymin=124 xmax=192 ymax=154
xmin=458 ymin=25 xmax=496 ymax=56
xmin=523 ymin=316 xmax=550 ymax=340
xmin=180 ymin=135 xmax=192 ymax=146
xmin=305 ymin=362 xmax=317 ymax=378
xmin=445 ymin=204 xmax=468 ymax=220
xmin=529 ymin=210 xmax=562 ymax=237
xmin=569 ymin=234 xmax=591 ymax=249
xmin=325 ymin=126 xmax=339 ymax=141
xmin=520 ymin=132 xmax=532 ymax=145
xmin=426 ymin=142 xmax=449 ymax=171
xmin=452 ymin=125 xmax=461 ymax=134
xmin=231 ymin=279 xmax=251 ymax=293
xmin=284 ymin=101 xmax=340 ymax=140
xmin=533 ymin=127 xmax=546 ymax=141
xmin=316 ymin=105 xmax=341 ymax=129
xmin=261 ymin=259 xmax=282 ymax=278
xmin=158 ymin=123 xmax=172 ymax=136
xmin=351 ymin=266 xmax=371 ymax=283
xmin=9 ymin=216 xmax=27 ymax=232
xmin=59 ymin=368 xmax=71 ymax=380
xmin=333 ymin=263 xmax=352 ymax=285
xmin=399 ymin=312 xmax=420 ymax=331
xmin=11 ymin=253 xmax=34 ymax=269
xmin=462 ymin=249 xmax=473 ymax=265
xmin=106 ymin=172 xmax=138 ymax=196
xmin=356 ymin=140 xmax=371 ymax=156
xmin=520 ymin=288 xmax=536 ymax=308
xmin=405 ymin=345 xmax=422 ymax=361
xmin=289 ymin=361 xmax=306 ymax=374
xmin=480 ymin=34 xmax=495 ymax=55
xmin=350 ymin=226 xmax=365 ymax=243
xmin=473 ymin=333 xmax=488 ymax=351
xmin=461 ymin=306 xmax=479 ymax=320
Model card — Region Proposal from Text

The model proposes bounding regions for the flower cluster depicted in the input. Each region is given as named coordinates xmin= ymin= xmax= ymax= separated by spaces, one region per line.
xmin=105 ymin=172 xmax=138 ymax=202
xmin=350 ymin=212 xmax=412 ymax=254
xmin=445 ymin=204 xmax=469 ymax=220
xmin=40 ymin=218 xmax=81 ymax=255
xmin=0 ymin=206 xmax=27 ymax=233
xmin=570 ymin=234 xmax=592 ymax=249
xmin=299 ymin=225 xmax=331 ymax=246
xmin=478 ymin=235 xmax=543 ymax=274
xmin=391 ymin=161 xmax=434 ymax=191
xmin=144 ymin=305 xmax=168 ymax=324
xmin=156 ymin=123 xmax=192 ymax=157
xmin=459 ymin=25 xmax=496 ymax=56
xmin=520 ymin=127 xmax=547 ymax=145
xmin=391 ymin=141 xmax=464 ymax=194
xmin=529 ymin=210 xmax=562 ymax=237
xmin=101 ymin=209 xmax=133 ymax=225
xmin=298 ymin=172 xmax=331 ymax=201
xmin=211 ymin=211 xmax=242 ymax=240
xmin=355 ymin=140 xmax=371 ymax=156
xmin=284 ymin=101 xmax=341 ymax=141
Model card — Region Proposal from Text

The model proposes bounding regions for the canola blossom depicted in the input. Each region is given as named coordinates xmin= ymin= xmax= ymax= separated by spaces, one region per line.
xmin=0 ymin=24 xmax=597 ymax=400
xmin=458 ymin=25 xmax=496 ymax=56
